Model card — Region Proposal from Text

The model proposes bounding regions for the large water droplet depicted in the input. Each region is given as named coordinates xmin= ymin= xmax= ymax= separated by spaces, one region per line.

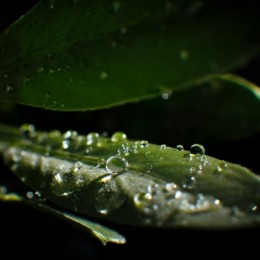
xmin=51 ymin=171 xmax=75 ymax=197
xmin=86 ymin=132 xmax=99 ymax=146
xmin=19 ymin=124 xmax=36 ymax=139
xmin=190 ymin=144 xmax=205 ymax=155
xmin=111 ymin=132 xmax=127 ymax=142
xmin=106 ymin=156 xmax=128 ymax=174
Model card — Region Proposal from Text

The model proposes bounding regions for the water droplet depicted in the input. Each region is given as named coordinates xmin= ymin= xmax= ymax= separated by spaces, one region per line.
xmin=106 ymin=156 xmax=128 ymax=174
xmin=98 ymin=209 xmax=109 ymax=215
xmin=216 ymin=165 xmax=223 ymax=172
xmin=176 ymin=145 xmax=184 ymax=151
xmin=100 ymin=174 xmax=113 ymax=183
xmin=26 ymin=191 xmax=34 ymax=199
xmin=34 ymin=191 xmax=46 ymax=202
xmin=19 ymin=124 xmax=36 ymax=139
xmin=161 ymin=93 xmax=170 ymax=100
xmin=136 ymin=140 xmax=149 ymax=148
xmin=62 ymin=140 xmax=70 ymax=150
xmin=5 ymin=85 xmax=13 ymax=93
xmin=179 ymin=49 xmax=190 ymax=62
xmin=134 ymin=192 xmax=153 ymax=209
xmin=86 ymin=132 xmax=99 ymax=145
xmin=37 ymin=67 xmax=44 ymax=73
xmin=190 ymin=144 xmax=205 ymax=155
xmin=164 ymin=183 xmax=178 ymax=192
xmin=3 ymin=74 xmax=8 ymax=78
xmin=74 ymin=161 xmax=83 ymax=172
xmin=111 ymin=1 xmax=121 ymax=12
xmin=120 ymin=27 xmax=127 ymax=34
xmin=100 ymin=71 xmax=109 ymax=80
xmin=49 ymin=69 xmax=55 ymax=74
xmin=182 ymin=176 xmax=196 ymax=190
xmin=51 ymin=171 xmax=75 ymax=197
xmin=0 ymin=186 xmax=7 ymax=194
xmin=50 ymin=0 xmax=55 ymax=9
xmin=111 ymin=132 xmax=127 ymax=142
xmin=160 ymin=144 xmax=167 ymax=149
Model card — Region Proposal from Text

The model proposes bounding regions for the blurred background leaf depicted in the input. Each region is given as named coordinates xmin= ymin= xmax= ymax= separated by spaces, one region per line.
xmin=0 ymin=0 xmax=259 ymax=110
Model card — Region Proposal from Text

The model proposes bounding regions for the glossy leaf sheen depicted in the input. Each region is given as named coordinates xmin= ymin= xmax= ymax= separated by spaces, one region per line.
xmin=0 ymin=188 xmax=126 ymax=245
xmin=0 ymin=124 xmax=260 ymax=228
xmin=0 ymin=0 xmax=260 ymax=110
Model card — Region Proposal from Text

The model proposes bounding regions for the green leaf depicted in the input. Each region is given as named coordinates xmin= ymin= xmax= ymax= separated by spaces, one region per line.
xmin=0 ymin=187 xmax=126 ymax=245
xmin=0 ymin=1 xmax=259 ymax=110
xmin=0 ymin=123 xmax=260 ymax=228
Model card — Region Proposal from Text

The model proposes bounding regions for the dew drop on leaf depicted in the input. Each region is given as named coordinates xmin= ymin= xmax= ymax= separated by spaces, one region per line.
xmin=19 ymin=124 xmax=36 ymax=139
xmin=190 ymin=144 xmax=205 ymax=155
xmin=179 ymin=49 xmax=190 ymax=62
xmin=26 ymin=191 xmax=34 ymax=199
xmin=160 ymin=144 xmax=167 ymax=149
xmin=100 ymin=71 xmax=109 ymax=80
xmin=86 ymin=132 xmax=99 ymax=146
xmin=134 ymin=192 xmax=153 ymax=210
xmin=106 ymin=155 xmax=128 ymax=174
xmin=176 ymin=145 xmax=184 ymax=151
xmin=111 ymin=132 xmax=127 ymax=142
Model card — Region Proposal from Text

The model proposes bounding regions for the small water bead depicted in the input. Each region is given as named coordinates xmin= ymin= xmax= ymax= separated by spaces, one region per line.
xmin=100 ymin=71 xmax=109 ymax=80
xmin=176 ymin=145 xmax=184 ymax=151
xmin=182 ymin=176 xmax=196 ymax=190
xmin=111 ymin=1 xmax=121 ymax=12
xmin=74 ymin=161 xmax=83 ymax=172
xmin=190 ymin=144 xmax=205 ymax=155
xmin=19 ymin=124 xmax=36 ymax=139
xmin=160 ymin=144 xmax=167 ymax=149
xmin=37 ymin=67 xmax=44 ymax=73
xmin=136 ymin=140 xmax=149 ymax=148
xmin=63 ymin=130 xmax=78 ymax=140
xmin=106 ymin=156 xmax=128 ymax=174
xmin=111 ymin=132 xmax=127 ymax=142
xmin=62 ymin=140 xmax=70 ymax=150
xmin=179 ymin=49 xmax=190 ymax=62
xmin=86 ymin=132 xmax=99 ymax=146
xmin=134 ymin=192 xmax=153 ymax=210
xmin=26 ymin=191 xmax=34 ymax=199
xmin=0 ymin=186 xmax=7 ymax=194
xmin=120 ymin=27 xmax=127 ymax=34
xmin=34 ymin=191 xmax=46 ymax=202
xmin=164 ymin=183 xmax=178 ymax=193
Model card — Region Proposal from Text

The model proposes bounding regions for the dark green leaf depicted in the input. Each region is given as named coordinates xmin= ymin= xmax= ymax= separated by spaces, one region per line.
xmin=0 ymin=0 xmax=259 ymax=110
xmin=0 ymin=123 xmax=260 ymax=228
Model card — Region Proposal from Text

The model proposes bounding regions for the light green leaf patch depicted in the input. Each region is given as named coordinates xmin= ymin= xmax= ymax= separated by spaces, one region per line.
xmin=0 ymin=123 xmax=260 ymax=229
